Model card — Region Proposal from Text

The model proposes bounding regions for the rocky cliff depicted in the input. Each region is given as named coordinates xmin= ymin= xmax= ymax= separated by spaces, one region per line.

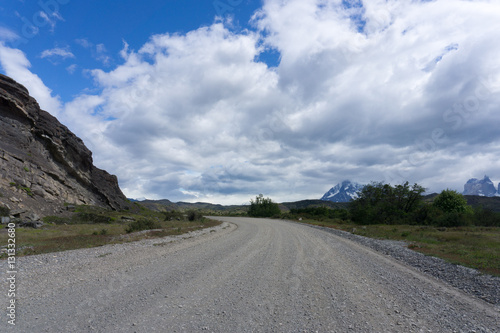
xmin=0 ymin=74 xmax=131 ymax=219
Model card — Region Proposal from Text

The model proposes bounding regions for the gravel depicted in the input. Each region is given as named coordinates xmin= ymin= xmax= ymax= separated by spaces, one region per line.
xmin=1 ymin=217 xmax=499 ymax=332
xmin=303 ymin=222 xmax=500 ymax=306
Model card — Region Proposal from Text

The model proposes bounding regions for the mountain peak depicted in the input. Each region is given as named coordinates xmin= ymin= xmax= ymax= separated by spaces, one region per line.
xmin=320 ymin=180 xmax=365 ymax=202
xmin=463 ymin=176 xmax=497 ymax=197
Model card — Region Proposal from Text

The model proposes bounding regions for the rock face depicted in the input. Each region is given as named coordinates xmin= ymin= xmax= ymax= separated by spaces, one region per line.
xmin=463 ymin=176 xmax=498 ymax=197
xmin=321 ymin=180 xmax=365 ymax=202
xmin=0 ymin=74 xmax=131 ymax=218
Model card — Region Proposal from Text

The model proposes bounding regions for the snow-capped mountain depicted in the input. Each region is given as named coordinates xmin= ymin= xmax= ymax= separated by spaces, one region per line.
xmin=320 ymin=180 xmax=365 ymax=202
xmin=463 ymin=176 xmax=499 ymax=197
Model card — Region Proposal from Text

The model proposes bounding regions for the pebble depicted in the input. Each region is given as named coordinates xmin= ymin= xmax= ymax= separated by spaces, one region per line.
xmin=308 ymin=223 xmax=500 ymax=305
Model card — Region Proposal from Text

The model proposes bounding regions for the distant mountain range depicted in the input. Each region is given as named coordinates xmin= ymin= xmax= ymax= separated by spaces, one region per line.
xmin=320 ymin=176 xmax=500 ymax=204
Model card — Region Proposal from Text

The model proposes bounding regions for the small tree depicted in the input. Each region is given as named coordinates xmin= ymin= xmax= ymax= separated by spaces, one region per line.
xmin=433 ymin=189 xmax=471 ymax=214
xmin=248 ymin=194 xmax=281 ymax=217
xmin=432 ymin=190 xmax=473 ymax=227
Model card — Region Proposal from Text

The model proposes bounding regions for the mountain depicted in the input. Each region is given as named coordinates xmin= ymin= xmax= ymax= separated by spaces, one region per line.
xmin=139 ymin=199 xmax=248 ymax=214
xmin=463 ymin=176 xmax=498 ymax=197
xmin=0 ymin=74 xmax=132 ymax=220
xmin=320 ymin=180 xmax=365 ymax=202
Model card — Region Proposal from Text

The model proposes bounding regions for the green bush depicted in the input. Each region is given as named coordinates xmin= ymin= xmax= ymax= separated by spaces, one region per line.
xmin=471 ymin=206 xmax=500 ymax=227
xmin=187 ymin=210 xmax=203 ymax=221
xmin=289 ymin=207 xmax=350 ymax=221
xmin=433 ymin=190 xmax=472 ymax=214
xmin=42 ymin=216 xmax=67 ymax=224
xmin=125 ymin=219 xmax=159 ymax=233
xmin=74 ymin=212 xmax=112 ymax=224
xmin=163 ymin=210 xmax=183 ymax=221
xmin=248 ymin=194 xmax=281 ymax=217
xmin=350 ymin=181 xmax=425 ymax=224
xmin=92 ymin=228 xmax=108 ymax=236
xmin=435 ymin=211 xmax=472 ymax=227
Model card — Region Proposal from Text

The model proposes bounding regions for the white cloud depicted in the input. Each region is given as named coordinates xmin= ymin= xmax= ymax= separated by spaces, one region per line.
xmin=0 ymin=43 xmax=62 ymax=117
xmin=41 ymin=47 xmax=75 ymax=60
xmin=0 ymin=27 xmax=19 ymax=42
xmin=63 ymin=1 xmax=500 ymax=203
xmin=75 ymin=39 xmax=112 ymax=66
xmin=66 ymin=64 xmax=77 ymax=74
xmin=2 ymin=1 xmax=500 ymax=204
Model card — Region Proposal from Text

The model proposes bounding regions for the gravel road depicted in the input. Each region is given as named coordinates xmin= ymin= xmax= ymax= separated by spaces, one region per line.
xmin=1 ymin=217 xmax=499 ymax=332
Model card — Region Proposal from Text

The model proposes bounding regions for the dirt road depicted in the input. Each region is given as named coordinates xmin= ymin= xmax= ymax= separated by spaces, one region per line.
xmin=3 ymin=217 xmax=499 ymax=332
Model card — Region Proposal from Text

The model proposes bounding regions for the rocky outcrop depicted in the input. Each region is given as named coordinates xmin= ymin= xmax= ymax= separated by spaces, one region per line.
xmin=0 ymin=74 xmax=131 ymax=219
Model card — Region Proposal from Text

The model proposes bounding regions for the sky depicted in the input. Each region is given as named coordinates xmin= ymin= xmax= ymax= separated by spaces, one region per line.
xmin=0 ymin=0 xmax=500 ymax=205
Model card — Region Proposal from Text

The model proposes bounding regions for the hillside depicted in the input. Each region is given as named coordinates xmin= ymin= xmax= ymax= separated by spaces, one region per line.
xmin=0 ymin=74 xmax=132 ymax=220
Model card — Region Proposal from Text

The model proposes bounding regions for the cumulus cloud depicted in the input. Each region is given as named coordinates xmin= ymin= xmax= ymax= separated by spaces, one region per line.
xmin=0 ymin=43 xmax=62 ymax=117
xmin=3 ymin=1 xmax=500 ymax=204
xmin=60 ymin=1 xmax=500 ymax=203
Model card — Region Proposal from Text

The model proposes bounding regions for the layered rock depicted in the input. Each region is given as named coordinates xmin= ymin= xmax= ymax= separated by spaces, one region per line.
xmin=0 ymin=74 xmax=131 ymax=218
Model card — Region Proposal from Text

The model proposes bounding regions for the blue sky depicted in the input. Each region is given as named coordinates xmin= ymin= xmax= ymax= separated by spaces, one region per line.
xmin=1 ymin=0 xmax=263 ymax=102
xmin=1 ymin=0 xmax=500 ymax=204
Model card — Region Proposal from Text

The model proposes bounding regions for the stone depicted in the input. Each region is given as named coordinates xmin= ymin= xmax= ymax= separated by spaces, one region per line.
xmin=32 ymin=185 xmax=46 ymax=198
xmin=1 ymin=216 xmax=10 ymax=224
xmin=17 ymin=220 xmax=44 ymax=229
xmin=0 ymin=74 xmax=134 ymax=219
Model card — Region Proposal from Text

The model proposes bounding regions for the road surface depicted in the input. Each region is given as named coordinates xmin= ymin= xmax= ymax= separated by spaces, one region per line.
xmin=3 ymin=217 xmax=499 ymax=332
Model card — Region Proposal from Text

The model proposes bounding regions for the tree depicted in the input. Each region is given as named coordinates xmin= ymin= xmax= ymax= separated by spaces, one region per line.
xmin=349 ymin=181 xmax=425 ymax=224
xmin=248 ymin=194 xmax=281 ymax=217
xmin=433 ymin=189 xmax=471 ymax=214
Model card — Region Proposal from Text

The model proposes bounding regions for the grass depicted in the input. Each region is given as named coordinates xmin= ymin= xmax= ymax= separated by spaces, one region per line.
xmin=0 ymin=205 xmax=221 ymax=257
xmin=294 ymin=218 xmax=500 ymax=276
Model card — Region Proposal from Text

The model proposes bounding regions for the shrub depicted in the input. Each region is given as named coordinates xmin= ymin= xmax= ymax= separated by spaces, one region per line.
xmin=471 ymin=206 xmax=500 ymax=227
xmin=74 ymin=212 xmax=112 ymax=224
xmin=433 ymin=189 xmax=472 ymax=214
xmin=92 ymin=229 xmax=108 ymax=236
xmin=435 ymin=211 xmax=471 ymax=227
xmin=248 ymin=194 xmax=281 ymax=217
xmin=42 ymin=216 xmax=67 ymax=224
xmin=164 ymin=210 xmax=183 ymax=221
xmin=125 ymin=219 xmax=159 ymax=233
xmin=350 ymin=181 xmax=425 ymax=224
xmin=187 ymin=210 xmax=203 ymax=221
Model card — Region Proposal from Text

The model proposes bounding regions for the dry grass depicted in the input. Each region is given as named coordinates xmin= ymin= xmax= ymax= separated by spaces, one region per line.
xmin=0 ymin=206 xmax=221 ymax=257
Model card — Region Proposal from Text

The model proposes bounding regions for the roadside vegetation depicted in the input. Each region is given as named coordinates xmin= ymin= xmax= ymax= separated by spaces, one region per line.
xmin=248 ymin=194 xmax=281 ymax=217
xmin=0 ymin=204 xmax=220 ymax=257
xmin=276 ymin=182 xmax=500 ymax=276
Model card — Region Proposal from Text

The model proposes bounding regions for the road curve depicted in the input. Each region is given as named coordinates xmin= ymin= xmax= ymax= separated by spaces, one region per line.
xmin=4 ymin=217 xmax=499 ymax=332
